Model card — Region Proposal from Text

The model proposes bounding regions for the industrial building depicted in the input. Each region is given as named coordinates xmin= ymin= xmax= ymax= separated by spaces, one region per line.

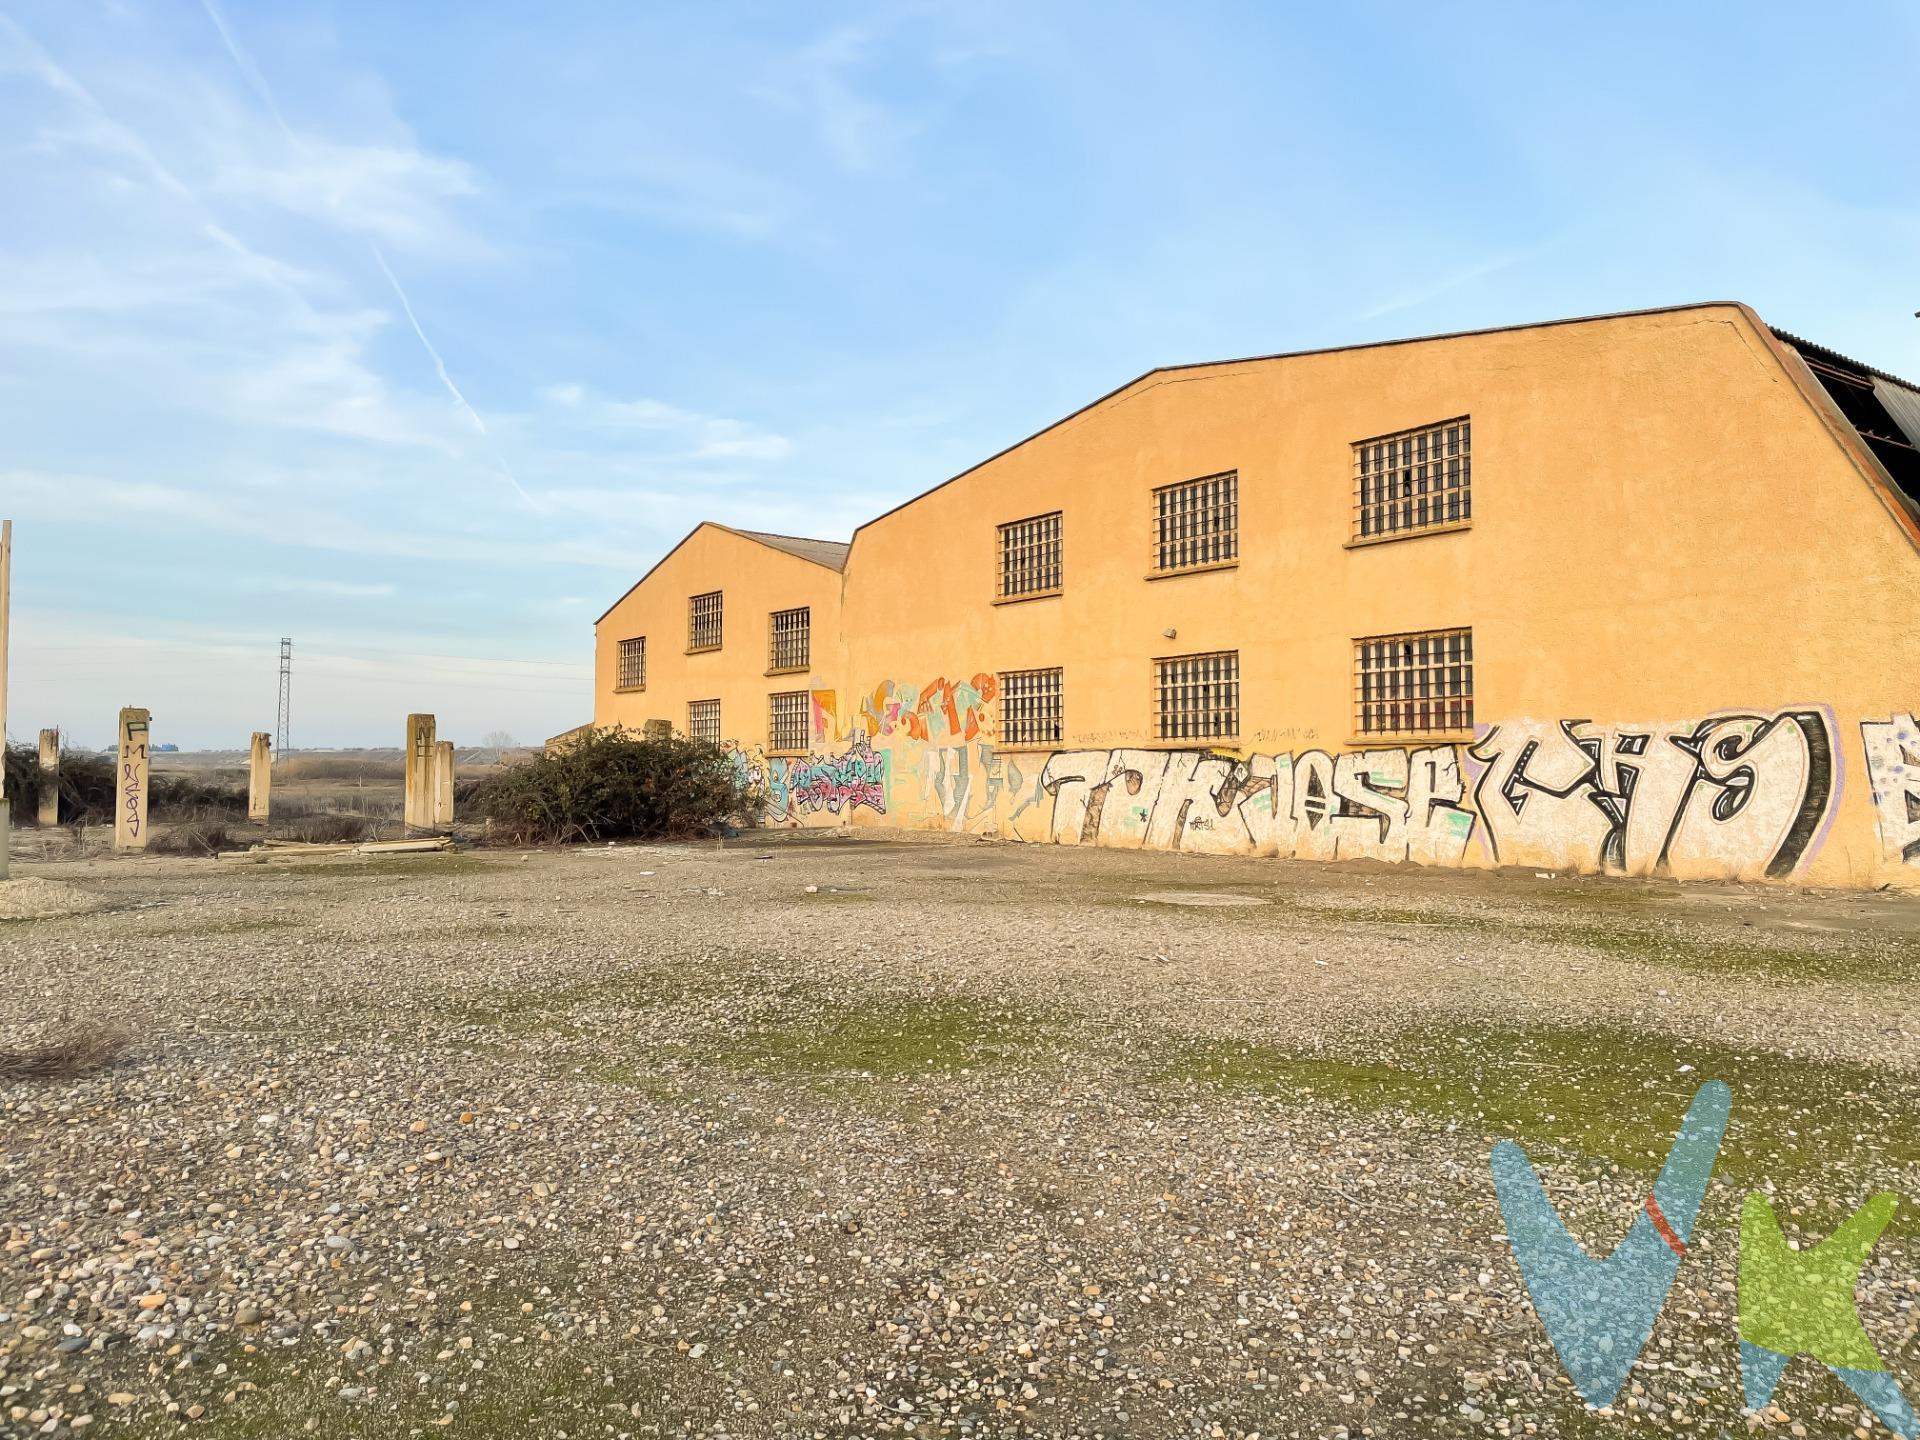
xmin=594 ymin=303 xmax=1920 ymax=888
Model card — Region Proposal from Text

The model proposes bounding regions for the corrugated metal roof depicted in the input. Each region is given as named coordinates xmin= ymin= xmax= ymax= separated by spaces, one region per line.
xmin=1772 ymin=329 xmax=1920 ymax=395
xmin=730 ymin=528 xmax=851 ymax=570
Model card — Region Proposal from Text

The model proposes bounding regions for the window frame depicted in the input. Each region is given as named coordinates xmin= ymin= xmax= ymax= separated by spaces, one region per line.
xmin=994 ymin=510 xmax=1064 ymax=604
xmin=767 ymin=690 xmax=810 ymax=756
xmin=1352 ymin=627 xmax=1474 ymax=739
xmin=1349 ymin=417 xmax=1472 ymax=546
xmin=687 ymin=590 xmax=724 ymax=653
xmin=1148 ymin=471 xmax=1239 ymax=579
xmin=687 ymin=698 xmax=721 ymax=745
xmin=614 ymin=635 xmax=646 ymax=692
xmin=767 ymin=606 xmax=811 ymax=675
xmin=1152 ymin=649 xmax=1240 ymax=743
xmin=996 ymin=666 xmax=1064 ymax=750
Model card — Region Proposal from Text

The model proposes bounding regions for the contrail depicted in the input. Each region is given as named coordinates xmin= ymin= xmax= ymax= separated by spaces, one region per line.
xmin=196 ymin=0 xmax=541 ymax=511
xmin=369 ymin=244 xmax=541 ymax=510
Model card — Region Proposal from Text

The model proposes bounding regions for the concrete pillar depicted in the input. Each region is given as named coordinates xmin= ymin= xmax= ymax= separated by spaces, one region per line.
xmin=433 ymin=740 xmax=455 ymax=827
xmin=248 ymin=731 xmax=272 ymax=821
xmin=114 ymin=707 xmax=152 ymax=852
xmin=404 ymin=713 xmax=436 ymax=830
xmin=37 ymin=729 xmax=58 ymax=827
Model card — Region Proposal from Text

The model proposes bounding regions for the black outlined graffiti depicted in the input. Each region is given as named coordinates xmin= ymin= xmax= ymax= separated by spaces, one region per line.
xmin=1469 ymin=710 xmax=1835 ymax=880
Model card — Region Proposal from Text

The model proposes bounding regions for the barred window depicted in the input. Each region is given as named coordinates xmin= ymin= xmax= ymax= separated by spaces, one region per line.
xmin=997 ymin=512 xmax=1063 ymax=598
xmin=616 ymin=636 xmax=646 ymax=690
xmin=1354 ymin=418 xmax=1471 ymax=540
xmin=1153 ymin=472 xmax=1238 ymax=573
xmin=998 ymin=668 xmax=1063 ymax=748
xmin=769 ymin=691 xmax=810 ymax=753
xmin=768 ymin=607 xmax=810 ymax=671
xmin=687 ymin=699 xmax=721 ymax=745
xmin=1355 ymin=628 xmax=1473 ymax=735
xmin=1154 ymin=651 xmax=1239 ymax=741
xmin=688 ymin=591 xmax=723 ymax=651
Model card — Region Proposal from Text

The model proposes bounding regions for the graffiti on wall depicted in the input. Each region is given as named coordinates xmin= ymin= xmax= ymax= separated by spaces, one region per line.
xmin=1862 ymin=713 xmax=1920 ymax=866
xmin=1039 ymin=746 xmax=1477 ymax=864
xmin=784 ymin=735 xmax=889 ymax=815
xmin=1468 ymin=710 xmax=1836 ymax=880
xmin=731 ymin=676 xmax=1919 ymax=882
xmin=857 ymin=675 xmax=998 ymax=744
xmin=893 ymin=740 xmax=1050 ymax=834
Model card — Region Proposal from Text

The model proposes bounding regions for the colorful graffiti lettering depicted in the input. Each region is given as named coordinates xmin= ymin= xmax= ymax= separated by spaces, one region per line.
xmin=751 ymin=681 xmax=1920 ymax=883
xmin=1862 ymin=713 xmax=1920 ymax=866
xmin=1039 ymin=746 xmax=1476 ymax=863
xmin=857 ymin=675 xmax=999 ymax=744
xmin=1739 ymin=1192 xmax=1916 ymax=1434
xmin=785 ymin=737 xmax=889 ymax=816
xmin=1491 ymin=1082 xmax=1729 ymax=1407
xmin=1492 ymin=1082 xmax=1916 ymax=1436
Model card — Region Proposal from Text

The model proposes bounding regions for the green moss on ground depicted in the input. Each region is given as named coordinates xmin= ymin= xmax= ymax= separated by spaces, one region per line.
xmin=726 ymin=996 xmax=1043 ymax=1080
xmin=1155 ymin=1019 xmax=1920 ymax=1209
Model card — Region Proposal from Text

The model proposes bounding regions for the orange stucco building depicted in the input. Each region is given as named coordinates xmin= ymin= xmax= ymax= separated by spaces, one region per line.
xmin=594 ymin=303 xmax=1920 ymax=889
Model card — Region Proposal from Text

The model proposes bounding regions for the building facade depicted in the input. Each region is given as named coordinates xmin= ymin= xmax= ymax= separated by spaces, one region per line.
xmin=594 ymin=303 xmax=1920 ymax=889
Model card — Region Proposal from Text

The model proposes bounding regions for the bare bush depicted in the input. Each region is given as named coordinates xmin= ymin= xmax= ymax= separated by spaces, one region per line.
xmin=0 ymin=1020 xmax=131 ymax=1080
xmin=280 ymin=813 xmax=375 ymax=844
xmin=466 ymin=727 xmax=758 ymax=845
xmin=149 ymin=821 xmax=242 ymax=856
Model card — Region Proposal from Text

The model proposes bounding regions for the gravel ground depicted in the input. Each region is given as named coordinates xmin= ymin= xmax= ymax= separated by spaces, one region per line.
xmin=3 ymin=831 xmax=1919 ymax=1439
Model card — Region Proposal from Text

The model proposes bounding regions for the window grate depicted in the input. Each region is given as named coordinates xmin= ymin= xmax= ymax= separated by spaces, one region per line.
xmin=997 ymin=512 xmax=1063 ymax=598
xmin=768 ymin=691 xmax=809 ymax=752
xmin=1354 ymin=628 xmax=1473 ymax=735
xmin=616 ymin=636 xmax=646 ymax=689
xmin=688 ymin=591 xmax=723 ymax=651
xmin=768 ymin=606 xmax=810 ymax=671
xmin=1154 ymin=651 xmax=1239 ymax=741
xmin=1353 ymin=418 xmax=1471 ymax=540
xmin=687 ymin=699 xmax=721 ymax=745
xmin=1152 ymin=472 xmax=1238 ymax=573
xmin=998 ymin=668 xmax=1063 ymax=747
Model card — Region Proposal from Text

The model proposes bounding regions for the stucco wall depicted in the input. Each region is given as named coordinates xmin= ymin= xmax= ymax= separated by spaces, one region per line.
xmin=596 ymin=307 xmax=1920 ymax=889
xmin=594 ymin=524 xmax=845 ymax=751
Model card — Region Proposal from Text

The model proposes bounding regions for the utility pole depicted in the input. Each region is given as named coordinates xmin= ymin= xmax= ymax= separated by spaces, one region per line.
xmin=0 ymin=519 xmax=12 ymax=881
xmin=276 ymin=637 xmax=292 ymax=761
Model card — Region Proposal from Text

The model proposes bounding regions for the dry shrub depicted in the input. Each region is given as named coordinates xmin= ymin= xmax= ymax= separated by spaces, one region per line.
xmin=6 ymin=745 xmax=247 ymax=825
xmin=466 ymin=727 xmax=758 ymax=845
xmin=0 ymin=1020 xmax=131 ymax=1080
xmin=280 ymin=813 xmax=375 ymax=844
xmin=6 ymin=745 xmax=116 ymax=825
xmin=149 ymin=820 xmax=242 ymax=856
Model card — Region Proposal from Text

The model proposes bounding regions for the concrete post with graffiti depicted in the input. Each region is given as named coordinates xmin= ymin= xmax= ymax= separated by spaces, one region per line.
xmin=403 ymin=714 xmax=436 ymax=831
xmin=113 ymin=707 xmax=152 ymax=852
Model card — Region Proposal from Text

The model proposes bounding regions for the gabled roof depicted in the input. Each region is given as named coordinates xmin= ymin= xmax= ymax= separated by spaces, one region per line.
xmin=595 ymin=521 xmax=848 ymax=624
xmin=731 ymin=529 xmax=851 ymax=570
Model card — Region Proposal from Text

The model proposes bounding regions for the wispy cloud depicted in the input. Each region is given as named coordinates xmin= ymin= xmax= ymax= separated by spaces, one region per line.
xmin=758 ymin=24 xmax=917 ymax=175
xmin=538 ymin=383 xmax=793 ymax=462
xmin=193 ymin=0 xmax=537 ymax=510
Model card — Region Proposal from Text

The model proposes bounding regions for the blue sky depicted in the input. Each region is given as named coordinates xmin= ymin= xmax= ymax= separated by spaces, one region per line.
xmin=2 ymin=1 xmax=1916 ymax=748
